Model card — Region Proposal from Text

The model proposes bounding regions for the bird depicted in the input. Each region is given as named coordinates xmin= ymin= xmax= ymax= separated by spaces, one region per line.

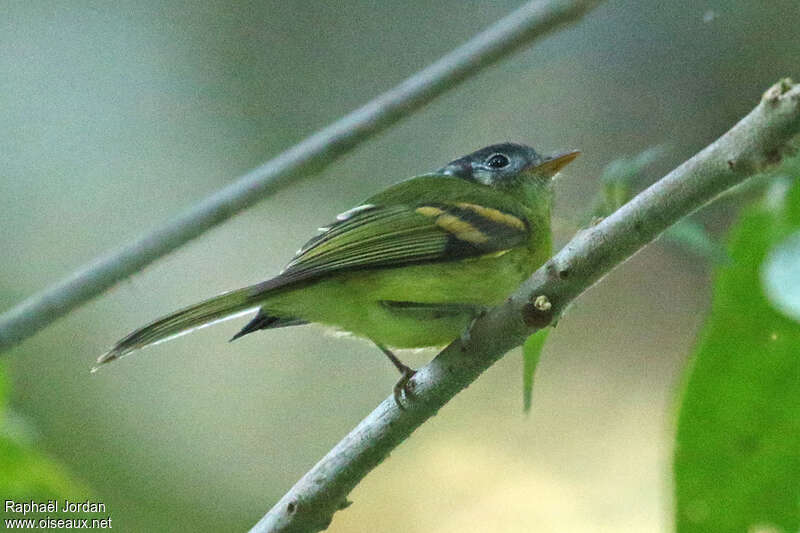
xmin=95 ymin=142 xmax=579 ymax=408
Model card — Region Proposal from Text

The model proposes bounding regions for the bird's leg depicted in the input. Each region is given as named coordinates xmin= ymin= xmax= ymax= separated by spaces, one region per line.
xmin=376 ymin=344 xmax=416 ymax=410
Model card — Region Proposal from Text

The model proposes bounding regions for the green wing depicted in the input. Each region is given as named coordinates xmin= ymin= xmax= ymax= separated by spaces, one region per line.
xmin=97 ymin=177 xmax=532 ymax=365
xmin=276 ymin=198 xmax=529 ymax=284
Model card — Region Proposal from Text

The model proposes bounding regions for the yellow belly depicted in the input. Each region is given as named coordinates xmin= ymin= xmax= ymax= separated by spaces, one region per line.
xmin=263 ymin=246 xmax=541 ymax=348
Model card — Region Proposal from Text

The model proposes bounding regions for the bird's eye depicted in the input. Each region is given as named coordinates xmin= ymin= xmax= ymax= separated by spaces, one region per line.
xmin=486 ymin=154 xmax=510 ymax=169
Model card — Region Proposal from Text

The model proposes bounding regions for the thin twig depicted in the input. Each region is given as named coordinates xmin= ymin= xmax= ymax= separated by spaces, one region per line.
xmin=0 ymin=0 xmax=603 ymax=352
xmin=250 ymin=79 xmax=800 ymax=533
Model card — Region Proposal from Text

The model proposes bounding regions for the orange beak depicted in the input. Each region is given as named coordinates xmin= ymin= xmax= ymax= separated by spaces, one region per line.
xmin=530 ymin=150 xmax=581 ymax=177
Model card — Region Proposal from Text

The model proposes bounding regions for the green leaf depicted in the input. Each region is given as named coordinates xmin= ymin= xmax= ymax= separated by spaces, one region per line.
xmin=522 ymin=329 xmax=549 ymax=413
xmin=0 ymin=362 xmax=88 ymax=505
xmin=0 ymin=435 xmax=88 ymax=503
xmin=662 ymin=218 xmax=728 ymax=264
xmin=589 ymin=146 xmax=666 ymax=220
xmin=673 ymin=179 xmax=800 ymax=532
xmin=762 ymin=229 xmax=800 ymax=322
xmin=0 ymin=361 xmax=6 ymax=416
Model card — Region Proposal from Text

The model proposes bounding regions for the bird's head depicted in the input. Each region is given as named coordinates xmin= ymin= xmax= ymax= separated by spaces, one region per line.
xmin=436 ymin=142 xmax=579 ymax=190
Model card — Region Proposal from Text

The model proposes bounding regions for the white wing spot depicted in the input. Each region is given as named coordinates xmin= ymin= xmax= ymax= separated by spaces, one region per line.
xmin=336 ymin=204 xmax=375 ymax=221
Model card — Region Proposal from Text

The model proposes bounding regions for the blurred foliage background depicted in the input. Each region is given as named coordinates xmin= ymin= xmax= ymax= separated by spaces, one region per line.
xmin=2 ymin=1 xmax=799 ymax=531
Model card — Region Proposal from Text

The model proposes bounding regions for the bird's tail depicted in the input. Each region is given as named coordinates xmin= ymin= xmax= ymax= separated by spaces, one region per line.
xmin=94 ymin=283 xmax=270 ymax=370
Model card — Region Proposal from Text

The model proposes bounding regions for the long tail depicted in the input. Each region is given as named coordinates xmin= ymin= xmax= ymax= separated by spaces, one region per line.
xmin=94 ymin=282 xmax=272 ymax=370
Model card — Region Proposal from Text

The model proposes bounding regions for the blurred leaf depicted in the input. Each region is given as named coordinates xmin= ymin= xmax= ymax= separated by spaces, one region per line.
xmin=592 ymin=148 xmax=727 ymax=264
xmin=673 ymin=179 xmax=800 ymax=532
xmin=0 ymin=436 xmax=88 ymax=503
xmin=589 ymin=146 xmax=666 ymax=220
xmin=0 ymin=362 xmax=88 ymax=505
xmin=0 ymin=362 xmax=6 ymax=415
xmin=662 ymin=218 xmax=728 ymax=263
xmin=762 ymin=229 xmax=800 ymax=323
xmin=522 ymin=329 xmax=549 ymax=413
xmin=600 ymin=146 xmax=666 ymax=188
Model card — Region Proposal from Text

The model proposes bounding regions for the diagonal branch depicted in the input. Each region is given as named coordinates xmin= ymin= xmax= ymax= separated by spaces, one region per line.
xmin=0 ymin=0 xmax=603 ymax=352
xmin=250 ymin=79 xmax=800 ymax=533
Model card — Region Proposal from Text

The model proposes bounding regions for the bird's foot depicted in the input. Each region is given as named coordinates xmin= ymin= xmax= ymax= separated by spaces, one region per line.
xmin=393 ymin=366 xmax=417 ymax=410
xmin=376 ymin=343 xmax=418 ymax=410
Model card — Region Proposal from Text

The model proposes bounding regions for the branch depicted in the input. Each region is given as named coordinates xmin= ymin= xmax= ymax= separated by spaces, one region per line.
xmin=0 ymin=0 xmax=603 ymax=352
xmin=250 ymin=79 xmax=800 ymax=533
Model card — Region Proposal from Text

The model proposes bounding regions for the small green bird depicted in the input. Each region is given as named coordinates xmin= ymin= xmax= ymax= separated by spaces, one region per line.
xmin=96 ymin=143 xmax=578 ymax=407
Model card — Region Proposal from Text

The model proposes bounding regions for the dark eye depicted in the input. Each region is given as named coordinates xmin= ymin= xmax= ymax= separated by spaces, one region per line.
xmin=486 ymin=153 xmax=510 ymax=169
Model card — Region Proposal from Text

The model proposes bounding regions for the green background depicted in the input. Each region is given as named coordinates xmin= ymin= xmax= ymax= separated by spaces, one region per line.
xmin=2 ymin=1 xmax=799 ymax=531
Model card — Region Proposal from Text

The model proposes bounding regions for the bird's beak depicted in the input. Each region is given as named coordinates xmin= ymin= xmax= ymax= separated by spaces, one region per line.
xmin=528 ymin=150 xmax=581 ymax=177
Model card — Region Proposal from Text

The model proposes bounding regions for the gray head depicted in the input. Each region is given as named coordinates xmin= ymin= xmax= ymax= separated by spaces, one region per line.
xmin=436 ymin=142 xmax=579 ymax=188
